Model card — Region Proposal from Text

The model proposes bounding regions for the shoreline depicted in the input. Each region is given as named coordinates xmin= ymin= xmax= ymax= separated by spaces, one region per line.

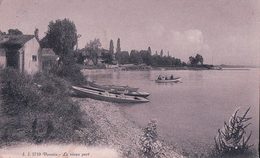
xmin=74 ymin=98 xmax=184 ymax=158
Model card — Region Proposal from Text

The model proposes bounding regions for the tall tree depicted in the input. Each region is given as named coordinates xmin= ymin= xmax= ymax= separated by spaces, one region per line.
xmin=116 ymin=38 xmax=121 ymax=53
xmin=160 ymin=49 xmax=164 ymax=57
xmin=148 ymin=46 xmax=152 ymax=55
xmin=44 ymin=18 xmax=78 ymax=58
xmin=109 ymin=39 xmax=114 ymax=54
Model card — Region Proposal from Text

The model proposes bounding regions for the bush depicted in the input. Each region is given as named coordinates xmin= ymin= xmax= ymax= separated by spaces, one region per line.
xmin=0 ymin=68 xmax=98 ymax=145
xmin=50 ymin=54 xmax=86 ymax=85
xmin=139 ymin=120 xmax=165 ymax=158
xmin=214 ymin=107 xmax=253 ymax=157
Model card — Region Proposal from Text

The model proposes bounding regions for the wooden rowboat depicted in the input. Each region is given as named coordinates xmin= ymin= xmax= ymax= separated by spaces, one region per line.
xmin=72 ymin=86 xmax=149 ymax=103
xmin=89 ymin=82 xmax=139 ymax=92
xmin=155 ymin=77 xmax=181 ymax=83
xmin=82 ymin=85 xmax=150 ymax=98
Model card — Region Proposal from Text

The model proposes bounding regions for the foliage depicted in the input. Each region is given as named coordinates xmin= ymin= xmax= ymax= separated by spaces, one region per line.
xmin=148 ymin=47 xmax=152 ymax=55
xmin=84 ymin=38 xmax=102 ymax=65
xmin=116 ymin=38 xmax=121 ymax=53
xmin=115 ymin=51 xmax=130 ymax=64
xmin=0 ymin=68 xmax=99 ymax=145
xmin=44 ymin=18 xmax=78 ymax=58
xmin=195 ymin=54 xmax=203 ymax=65
xmin=214 ymin=107 xmax=253 ymax=156
xmin=8 ymin=29 xmax=23 ymax=35
xmin=139 ymin=120 xmax=165 ymax=158
xmin=86 ymin=38 xmax=102 ymax=50
xmin=50 ymin=53 xmax=86 ymax=85
xmin=101 ymin=50 xmax=114 ymax=64
xmin=109 ymin=39 xmax=114 ymax=54
xmin=130 ymin=50 xmax=143 ymax=64
xmin=189 ymin=54 xmax=204 ymax=66
xmin=140 ymin=50 xmax=152 ymax=66
xmin=160 ymin=49 xmax=164 ymax=57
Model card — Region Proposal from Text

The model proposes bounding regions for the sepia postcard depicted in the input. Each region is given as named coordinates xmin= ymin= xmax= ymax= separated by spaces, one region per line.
xmin=0 ymin=0 xmax=259 ymax=158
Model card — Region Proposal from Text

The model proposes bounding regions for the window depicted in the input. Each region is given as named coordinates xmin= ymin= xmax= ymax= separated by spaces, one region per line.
xmin=32 ymin=55 xmax=37 ymax=62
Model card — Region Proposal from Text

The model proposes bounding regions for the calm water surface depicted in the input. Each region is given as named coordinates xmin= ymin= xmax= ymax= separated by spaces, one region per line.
xmin=83 ymin=69 xmax=259 ymax=154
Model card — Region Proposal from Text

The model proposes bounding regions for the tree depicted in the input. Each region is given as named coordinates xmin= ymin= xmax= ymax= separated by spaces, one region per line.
xmin=160 ymin=49 xmax=163 ymax=57
xmin=195 ymin=54 xmax=204 ymax=65
xmin=130 ymin=50 xmax=143 ymax=64
xmin=109 ymin=39 xmax=114 ymax=54
xmin=115 ymin=51 xmax=130 ymax=64
xmin=86 ymin=38 xmax=101 ymax=50
xmin=44 ymin=18 xmax=78 ymax=59
xmin=189 ymin=56 xmax=196 ymax=65
xmin=101 ymin=48 xmax=114 ymax=64
xmin=85 ymin=38 xmax=102 ymax=65
xmin=148 ymin=46 xmax=152 ymax=55
xmin=0 ymin=30 xmax=6 ymax=35
xmin=8 ymin=29 xmax=23 ymax=35
xmin=140 ymin=50 xmax=152 ymax=65
xmin=116 ymin=38 xmax=121 ymax=53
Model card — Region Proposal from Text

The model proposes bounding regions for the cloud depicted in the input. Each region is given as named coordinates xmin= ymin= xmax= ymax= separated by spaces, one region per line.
xmin=143 ymin=24 xmax=211 ymax=62
xmin=167 ymin=29 xmax=211 ymax=62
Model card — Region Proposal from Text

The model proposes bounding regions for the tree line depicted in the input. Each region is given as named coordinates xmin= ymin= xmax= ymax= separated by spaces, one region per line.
xmin=1 ymin=18 xmax=205 ymax=68
xmin=75 ymin=38 xmax=190 ymax=67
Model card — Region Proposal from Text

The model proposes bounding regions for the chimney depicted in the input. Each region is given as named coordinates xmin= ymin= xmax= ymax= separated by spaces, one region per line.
xmin=34 ymin=28 xmax=40 ymax=43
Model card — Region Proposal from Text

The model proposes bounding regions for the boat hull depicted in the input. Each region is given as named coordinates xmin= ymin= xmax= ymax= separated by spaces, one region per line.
xmin=89 ymin=82 xmax=139 ymax=92
xmin=72 ymin=86 xmax=149 ymax=103
xmin=82 ymin=85 xmax=150 ymax=98
xmin=155 ymin=77 xmax=181 ymax=83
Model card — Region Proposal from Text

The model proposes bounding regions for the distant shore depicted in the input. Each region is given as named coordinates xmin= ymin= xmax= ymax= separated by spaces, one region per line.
xmin=80 ymin=64 xmax=223 ymax=71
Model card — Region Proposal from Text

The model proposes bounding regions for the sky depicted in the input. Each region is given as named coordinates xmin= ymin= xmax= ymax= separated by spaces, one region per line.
xmin=0 ymin=0 xmax=259 ymax=65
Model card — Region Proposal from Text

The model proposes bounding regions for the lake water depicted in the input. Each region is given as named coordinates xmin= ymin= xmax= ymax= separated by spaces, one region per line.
xmin=82 ymin=68 xmax=259 ymax=154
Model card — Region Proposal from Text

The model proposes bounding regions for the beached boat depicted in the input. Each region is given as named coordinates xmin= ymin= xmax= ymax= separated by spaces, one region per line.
xmin=155 ymin=77 xmax=181 ymax=83
xmin=82 ymin=85 xmax=150 ymax=98
xmin=89 ymin=82 xmax=139 ymax=92
xmin=72 ymin=86 xmax=149 ymax=103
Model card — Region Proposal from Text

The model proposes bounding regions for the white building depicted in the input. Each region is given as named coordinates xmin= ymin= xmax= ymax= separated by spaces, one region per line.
xmin=0 ymin=34 xmax=41 ymax=75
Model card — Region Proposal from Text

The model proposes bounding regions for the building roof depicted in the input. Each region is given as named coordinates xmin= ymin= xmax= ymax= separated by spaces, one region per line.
xmin=0 ymin=35 xmax=35 ymax=47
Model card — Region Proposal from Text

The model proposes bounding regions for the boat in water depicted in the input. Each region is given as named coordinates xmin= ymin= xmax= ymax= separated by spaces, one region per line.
xmin=82 ymin=85 xmax=150 ymax=98
xmin=155 ymin=75 xmax=181 ymax=83
xmin=72 ymin=86 xmax=149 ymax=103
xmin=89 ymin=81 xmax=139 ymax=92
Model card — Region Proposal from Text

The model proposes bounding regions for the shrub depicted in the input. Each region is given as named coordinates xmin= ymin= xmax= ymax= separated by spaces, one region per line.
xmin=214 ymin=107 xmax=253 ymax=156
xmin=139 ymin=120 xmax=165 ymax=158
xmin=49 ymin=54 xmax=86 ymax=85
xmin=0 ymin=68 xmax=98 ymax=145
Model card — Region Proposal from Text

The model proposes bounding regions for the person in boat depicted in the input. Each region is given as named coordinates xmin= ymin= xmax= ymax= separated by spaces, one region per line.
xmin=158 ymin=75 xmax=162 ymax=80
xmin=165 ymin=76 xmax=168 ymax=80
xmin=170 ymin=75 xmax=174 ymax=80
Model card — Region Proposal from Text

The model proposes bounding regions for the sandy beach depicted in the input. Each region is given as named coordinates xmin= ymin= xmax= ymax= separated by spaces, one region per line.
xmin=74 ymin=98 xmax=184 ymax=158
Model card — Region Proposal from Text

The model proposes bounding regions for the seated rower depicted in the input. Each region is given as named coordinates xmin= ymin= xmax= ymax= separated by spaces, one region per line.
xmin=170 ymin=75 xmax=174 ymax=80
